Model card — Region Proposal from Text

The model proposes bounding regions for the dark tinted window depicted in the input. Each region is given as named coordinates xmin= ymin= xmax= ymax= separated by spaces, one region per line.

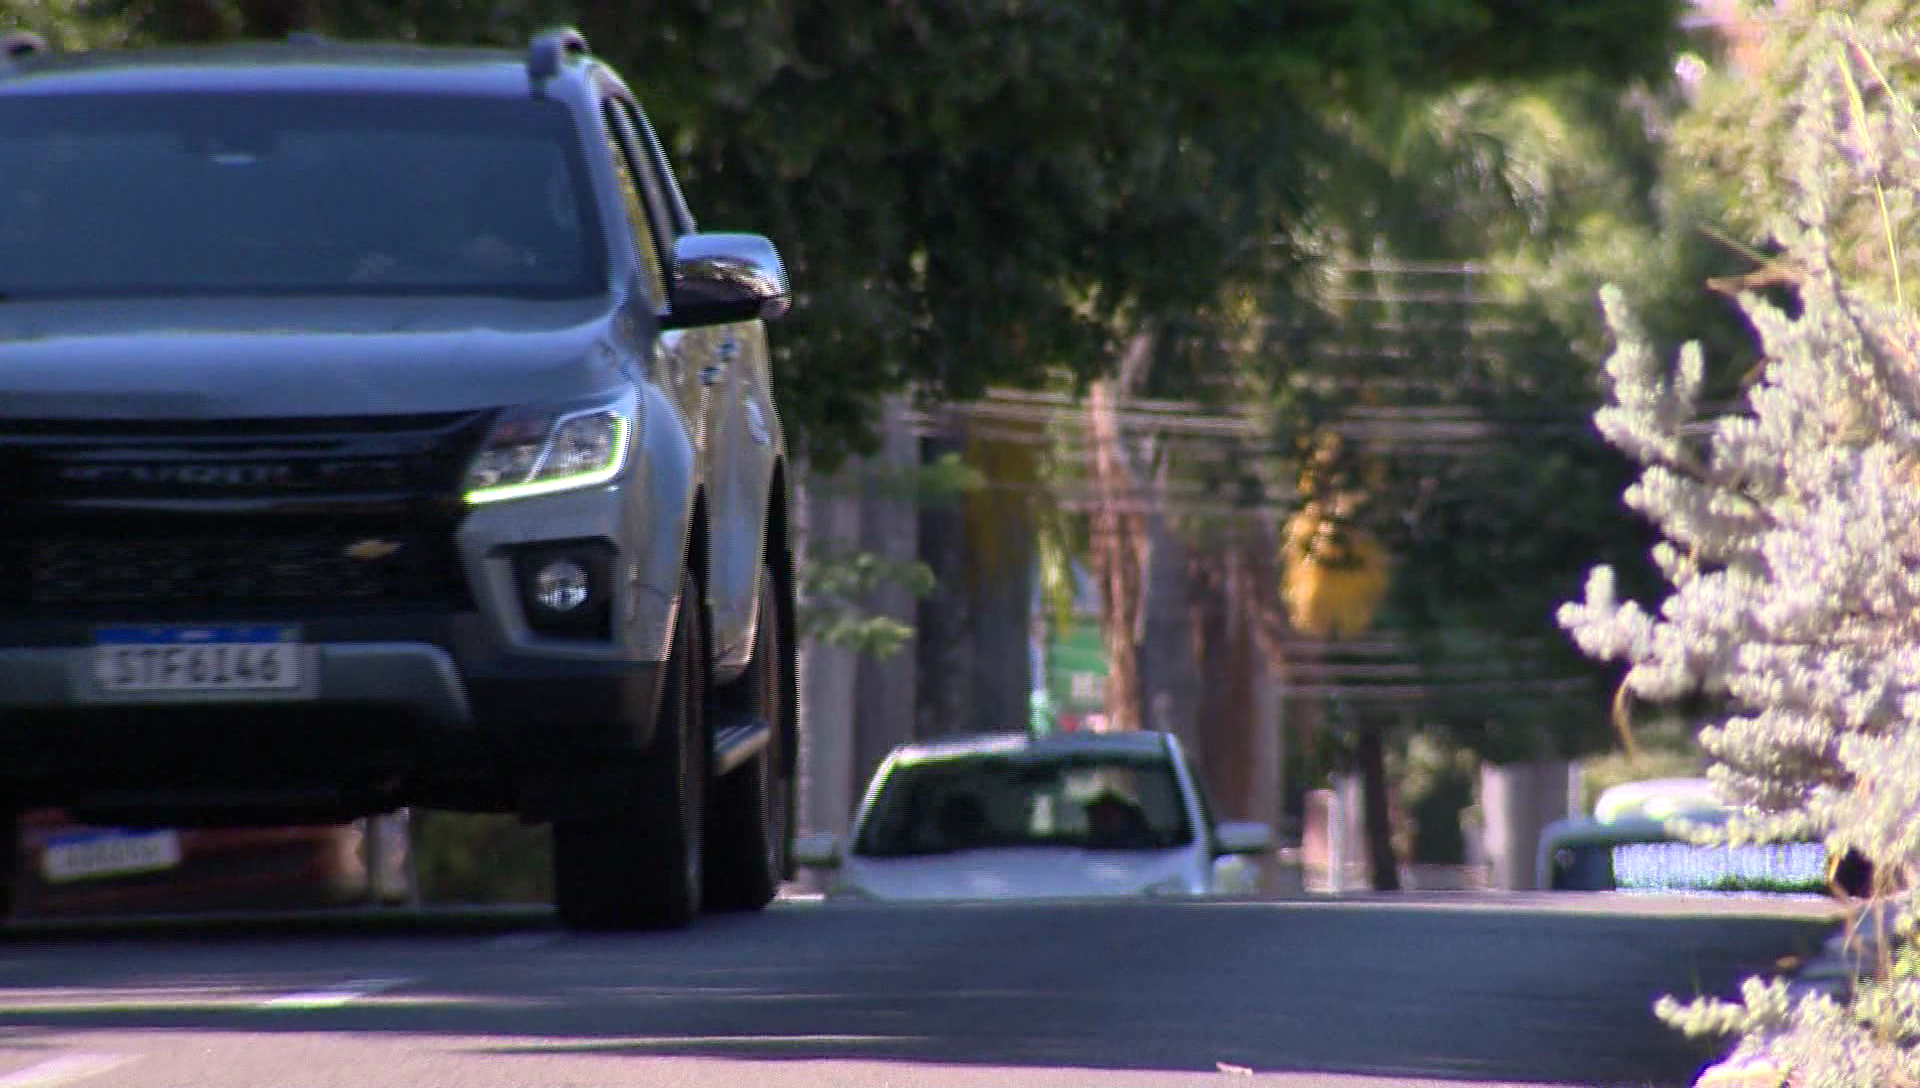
xmin=0 ymin=91 xmax=605 ymax=299
xmin=1544 ymin=842 xmax=1618 ymax=890
xmin=853 ymin=752 xmax=1194 ymax=858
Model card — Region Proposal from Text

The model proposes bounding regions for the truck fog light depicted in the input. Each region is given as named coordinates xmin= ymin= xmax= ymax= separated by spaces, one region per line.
xmin=512 ymin=540 xmax=614 ymax=638
xmin=534 ymin=560 xmax=591 ymax=613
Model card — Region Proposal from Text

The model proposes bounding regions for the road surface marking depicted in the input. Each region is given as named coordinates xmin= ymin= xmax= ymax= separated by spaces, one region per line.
xmin=0 ymin=1053 xmax=134 ymax=1088
xmin=260 ymin=977 xmax=412 ymax=1009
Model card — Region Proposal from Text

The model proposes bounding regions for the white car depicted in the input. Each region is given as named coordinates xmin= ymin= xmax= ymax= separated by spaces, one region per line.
xmin=794 ymin=730 xmax=1275 ymax=902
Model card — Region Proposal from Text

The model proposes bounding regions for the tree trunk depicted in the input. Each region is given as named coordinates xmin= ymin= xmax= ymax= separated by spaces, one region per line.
xmin=966 ymin=492 xmax=1036 ymax=735
xmin=1087 ymin=359 xmax=1150 ymax=731
xmin=1189 ymin=538 xmax=1260 ymax=819
xmin=1139 ymin=458 xmax=1200 ymax=746
xmin=962 ymin=428 xmax=1040 ymax=736
xmin=794 ymin=467 xmax=862 ymax=838
xmin=1215 ymin=545 xmax=1262 ymax=820
xmin=1357 ymin=721 xmax=1401 ymax=891
xmin=852 ymin=398 xmax=920 ymax=781
xmin=915 ymin=424 xmax=973 ymax=740
xmin=1226 ymin=521 xmax=1315 ymax=826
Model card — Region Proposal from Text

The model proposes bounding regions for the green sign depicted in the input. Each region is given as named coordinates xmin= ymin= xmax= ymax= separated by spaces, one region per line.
xmin=1045 ymin=619 xmax=1108 ymax=717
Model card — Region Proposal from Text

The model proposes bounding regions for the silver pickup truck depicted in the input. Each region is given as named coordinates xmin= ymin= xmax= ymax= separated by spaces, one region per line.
xmin=0 ymin=28 xmax=799 ymax=931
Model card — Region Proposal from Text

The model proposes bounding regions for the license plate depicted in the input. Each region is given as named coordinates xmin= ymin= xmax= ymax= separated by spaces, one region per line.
xmin=93 ymin=624 xmax=302 ymax=695
xmin=41 ymin=829 xmax=183 ymax=883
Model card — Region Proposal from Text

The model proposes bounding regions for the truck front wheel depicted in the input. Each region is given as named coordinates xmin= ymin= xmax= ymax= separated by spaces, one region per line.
xmin=551 ymin=571 xmax=708 ymax=932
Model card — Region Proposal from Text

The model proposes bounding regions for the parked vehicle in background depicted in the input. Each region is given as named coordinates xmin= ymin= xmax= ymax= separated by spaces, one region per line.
xmin=795 ymin=731 xmax=1275 ymax=902
xmin=0 ymin=27 xmax=798 ymax=932
xmin=12 ymin=809 xmax=413 ymax=919
xmin=1537 ymin=777 xmax=1829 ymax=895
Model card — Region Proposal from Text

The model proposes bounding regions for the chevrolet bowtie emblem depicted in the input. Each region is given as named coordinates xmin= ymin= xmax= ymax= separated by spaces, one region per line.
xmin=344 ymin=538 xmax=405 ymax=561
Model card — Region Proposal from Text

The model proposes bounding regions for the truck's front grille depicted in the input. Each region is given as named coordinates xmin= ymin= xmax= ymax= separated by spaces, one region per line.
xmin=3 ymin=526 xmax=469 ymax=617
xmin=0 ymin=412 xmax=493 ymax=620
xmin=0 ymin=410 xmax=493 ymax=507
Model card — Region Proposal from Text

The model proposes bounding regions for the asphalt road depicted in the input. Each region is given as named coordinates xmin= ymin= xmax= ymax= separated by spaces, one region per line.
xmin=0 ymin=893 xmax=1839 ymax=1088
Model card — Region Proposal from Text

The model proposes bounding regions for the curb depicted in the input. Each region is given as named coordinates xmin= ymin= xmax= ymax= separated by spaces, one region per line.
xmin=1691 ymin=908 xmax=1894 ymax=1088
xmin=1694 ymin=1052 xmax=1791 ymax=1088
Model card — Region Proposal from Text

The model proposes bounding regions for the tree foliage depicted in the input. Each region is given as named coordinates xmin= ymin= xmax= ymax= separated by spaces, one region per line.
xmin=5 ymin=0 xmax=1685 ymax=465
xmin=797 ymin=450 xmax=976 ymax=660
xmin=1230 ymin=63 xmax=1756 ymax=762
xmin=797 ymin=548 xmax=935 ymax=659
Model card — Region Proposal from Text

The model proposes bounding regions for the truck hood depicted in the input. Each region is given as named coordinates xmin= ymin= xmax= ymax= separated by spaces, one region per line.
xmin=0 ymin=296 xmax=635 ymax=419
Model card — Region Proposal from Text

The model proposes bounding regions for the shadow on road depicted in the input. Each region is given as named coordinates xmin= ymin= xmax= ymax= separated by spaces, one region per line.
xmin=0 ymin=898 xmax=1836 ymax=1087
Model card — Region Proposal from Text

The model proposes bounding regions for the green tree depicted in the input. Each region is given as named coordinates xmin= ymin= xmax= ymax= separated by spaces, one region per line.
xmin=1163 ymin=51 xmax=1762 ymax=885
xmin=11 ymin=0 xmax=1686 ymax=465
xmin=1 ymin=0 xmax=129 ymax=46
xmin=1257 ymin=65 xmax=1758 ymax=755
xmin=799 ymin=453 xmax=976 ymax=660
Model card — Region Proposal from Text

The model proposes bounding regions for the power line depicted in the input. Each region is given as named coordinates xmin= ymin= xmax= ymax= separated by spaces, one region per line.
xmin=907 ymin=390 xmax=1597 ymax=443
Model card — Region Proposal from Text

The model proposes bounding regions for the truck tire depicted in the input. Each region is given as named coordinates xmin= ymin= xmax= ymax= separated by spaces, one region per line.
xmin=703 ymin=559 xmax=791 ymax=912
xmin=0 ymin=812 xmax=16 ymax=924
xmin=552 ymin=571 xmax=708 ymax=932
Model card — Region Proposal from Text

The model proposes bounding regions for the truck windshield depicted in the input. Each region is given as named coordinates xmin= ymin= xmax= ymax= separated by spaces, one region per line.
xmin=0 ymin=91 xmax=606 ymax=299
xmin=853 ymin=753 xmax=1194 ymax=858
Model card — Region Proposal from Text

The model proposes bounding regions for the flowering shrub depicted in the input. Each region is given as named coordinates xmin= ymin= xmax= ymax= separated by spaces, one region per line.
xmin=1559 ymin=15 xmax=1920 ymax=1084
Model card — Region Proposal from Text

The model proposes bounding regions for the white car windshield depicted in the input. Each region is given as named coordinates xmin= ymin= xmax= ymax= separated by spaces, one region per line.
xmin=853 ymin=752 xmax=1193 ymax=858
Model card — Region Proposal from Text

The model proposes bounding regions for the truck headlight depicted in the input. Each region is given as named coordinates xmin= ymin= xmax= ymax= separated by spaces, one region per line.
xmin=464 ymin=396 xmax=635 ymax=505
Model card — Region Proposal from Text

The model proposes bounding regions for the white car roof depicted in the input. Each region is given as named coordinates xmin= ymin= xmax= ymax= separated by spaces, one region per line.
xmin=1592 ymin=776 xmax=1725 ymax=824
xmin=888 ymin=730 xmax=1171 ymax=765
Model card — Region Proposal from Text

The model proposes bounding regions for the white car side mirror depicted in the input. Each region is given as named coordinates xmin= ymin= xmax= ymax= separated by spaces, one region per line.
xmin=793 ymin=832 xmax=843 ymax=869
xmin=1214 ymin=820 xmax=1275 ymax=856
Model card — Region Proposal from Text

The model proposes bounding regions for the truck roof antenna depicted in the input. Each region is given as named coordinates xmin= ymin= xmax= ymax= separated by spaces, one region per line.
xmin=527 ymin=28 xmax=589 ymax=90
